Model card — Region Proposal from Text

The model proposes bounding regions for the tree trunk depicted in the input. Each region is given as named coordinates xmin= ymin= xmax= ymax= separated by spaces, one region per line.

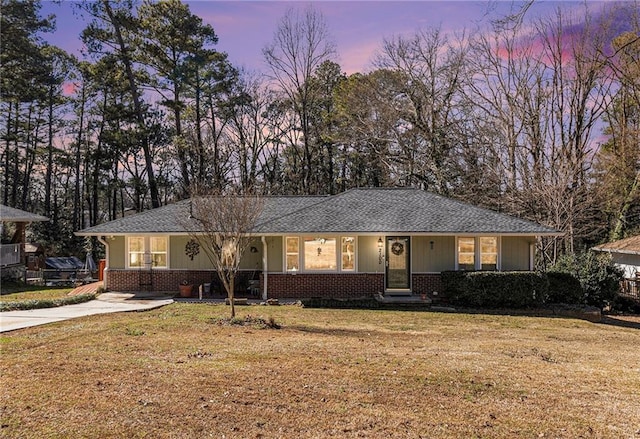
xmin=228 ymin=276 xmax=235 ymax=318
xmin=74 ymin=82 xmax=86 ymax=230
xmin=102 ymin=0 xmax=160 ymax=209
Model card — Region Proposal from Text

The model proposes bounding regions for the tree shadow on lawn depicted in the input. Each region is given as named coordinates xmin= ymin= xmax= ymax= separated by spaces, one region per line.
xmin=288 ymin=324 xmax=386 ymax=338
xmin=600 ymin=315 xmax=640 ymax=330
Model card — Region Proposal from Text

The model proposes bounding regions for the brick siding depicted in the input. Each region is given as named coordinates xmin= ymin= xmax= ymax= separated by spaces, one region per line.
xmin=106 ymin=269 xmax=256 ymax=295
xmin=106 ymin=269 xmax=444 ymax=300
xmin=264 ymin=273 xmax=385 ymax=299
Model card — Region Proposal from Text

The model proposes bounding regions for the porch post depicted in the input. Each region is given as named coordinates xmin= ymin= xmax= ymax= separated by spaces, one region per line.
xmin=529 ymin=242 xmax=535 ymax=271
xmin=98 ymin=236 xmax=110 ymax=290
xmin=261 ymin=236 xmax=268 ymax=300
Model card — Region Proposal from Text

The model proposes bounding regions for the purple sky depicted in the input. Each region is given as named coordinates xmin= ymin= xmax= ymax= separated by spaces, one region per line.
xmin=41 ymin=1 xmax=610 ymax=75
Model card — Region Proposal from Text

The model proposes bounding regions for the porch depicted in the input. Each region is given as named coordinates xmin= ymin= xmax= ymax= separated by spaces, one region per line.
xmin=620 ymin=277 xmax=640 ymax=301
xmin=0 ymin=243 xmax=21 ymax=267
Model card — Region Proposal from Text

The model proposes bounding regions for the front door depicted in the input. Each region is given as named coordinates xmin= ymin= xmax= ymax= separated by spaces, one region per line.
xmin=385 ymin=236 xmax=411 ymax=294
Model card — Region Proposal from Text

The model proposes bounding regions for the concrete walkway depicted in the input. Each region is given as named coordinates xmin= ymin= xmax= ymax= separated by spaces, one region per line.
xmin=0 ymin=289 xmax=174 ymax=333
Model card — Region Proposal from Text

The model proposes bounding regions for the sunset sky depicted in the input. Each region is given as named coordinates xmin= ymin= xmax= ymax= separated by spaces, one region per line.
xmin=39 ymin=1 xmax=614 ymax=75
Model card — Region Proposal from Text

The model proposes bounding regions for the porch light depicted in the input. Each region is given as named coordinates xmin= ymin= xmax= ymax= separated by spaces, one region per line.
xmin=378 ymin=237 xmax=383 ymax=265
xmin=377 ymin=237 xmax=383 ymax=249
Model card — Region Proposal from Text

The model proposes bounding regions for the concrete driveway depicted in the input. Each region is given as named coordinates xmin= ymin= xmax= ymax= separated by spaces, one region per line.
xmin=0 ymin=292 xmax=174 ymax=333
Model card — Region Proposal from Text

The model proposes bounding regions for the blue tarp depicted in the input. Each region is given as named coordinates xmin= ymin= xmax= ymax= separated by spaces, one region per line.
xmin=45 ymin=256 xmax=84 ymax=270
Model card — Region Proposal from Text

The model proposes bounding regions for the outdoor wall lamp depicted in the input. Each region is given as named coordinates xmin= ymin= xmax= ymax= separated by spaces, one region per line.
xmin=377 ymin=237 xmax=383 ymax=264
xmin=430 ymin=240 xmax=434 ymax=250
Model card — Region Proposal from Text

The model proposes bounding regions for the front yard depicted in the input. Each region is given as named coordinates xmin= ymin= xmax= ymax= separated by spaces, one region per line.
xmin=1 ymin=304 xmax=639 ymax=438
xmin=0 ymin=285 xmax=73 ymax=302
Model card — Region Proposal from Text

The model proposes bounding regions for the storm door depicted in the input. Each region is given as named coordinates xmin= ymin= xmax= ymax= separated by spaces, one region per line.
xmin=385 ymin=236 xmax=411 ymax=293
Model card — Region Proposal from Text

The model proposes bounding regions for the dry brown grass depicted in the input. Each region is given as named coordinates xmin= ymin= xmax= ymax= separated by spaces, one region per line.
xmin=1 ymin=304 xmax=639 ymax=438
xmin=0 ymin=287 xmax=73 ymax=302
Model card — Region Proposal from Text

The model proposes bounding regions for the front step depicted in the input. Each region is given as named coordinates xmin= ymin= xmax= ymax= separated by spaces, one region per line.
xmin=375 ymin=293 xmax=432 ymax=305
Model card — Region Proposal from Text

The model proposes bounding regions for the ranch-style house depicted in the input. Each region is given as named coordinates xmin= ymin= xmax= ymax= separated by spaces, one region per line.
xmin=77 ymin=188 xmax=560 ymax=301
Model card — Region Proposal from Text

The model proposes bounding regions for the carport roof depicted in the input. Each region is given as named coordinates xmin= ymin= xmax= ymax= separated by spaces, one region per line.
xmin=0 ymin=205 xmax=48 ymax=223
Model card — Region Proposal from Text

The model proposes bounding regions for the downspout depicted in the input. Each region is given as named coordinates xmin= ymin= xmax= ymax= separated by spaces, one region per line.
xmin=98 ymin=236 xmax=110 ymax=290
xmin=261 ymin=236 xmax=268 ymax=300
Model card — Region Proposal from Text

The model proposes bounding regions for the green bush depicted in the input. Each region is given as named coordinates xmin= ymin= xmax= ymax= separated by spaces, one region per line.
xmin=443 ymin=271 xmax=548 ymax=309
xmin=440 ymin=271 xmax=467 ymax=301
xmin=546 ymin=271 xmax=584 ymax=304
xmin=0 ymin=293 xmax=96 ymax=312
xmin=549 ymin=252 xmax=624 ymax=309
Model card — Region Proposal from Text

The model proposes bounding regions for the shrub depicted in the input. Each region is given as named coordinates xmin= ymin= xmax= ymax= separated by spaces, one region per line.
xmin=546 ymin=271 xmax=583 ymax=304
xmin=440 ymin=271 xmax=467 ymax=301
xmin=443 ymin=271 xmax=548 ymax=309
xmin=0 ymin=293 xmax=96 ymax=312
xmin=549 ymin=252 xmax=624 ymax=309
xmin=612 ymin=295 xmax=640 ymax=314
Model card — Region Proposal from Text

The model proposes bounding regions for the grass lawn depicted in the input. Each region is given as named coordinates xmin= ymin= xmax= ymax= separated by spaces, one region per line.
xmin=1 ymin=303 xmax=639 ymax=438
xmin=0 ymin=285 xmax=73 ymax=302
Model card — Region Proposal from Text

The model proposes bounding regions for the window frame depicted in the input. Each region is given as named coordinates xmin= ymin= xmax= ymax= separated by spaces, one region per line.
xmin=127 ymin=236 xmax=169 ymax=269
xmin=302 ymin=236 xmax=338 ymax=272
xmin=456 ymin=236 xmax=501 ymax=271
xmin=341 ymin=236 xmax=356 ymax=271
xmin=285 ymin=236 xmax=300 ymax=272
xmin=457 ymin=237 xmax=476 ymax=271
xmin=284 ymin=235 xmax=357 ymax=273
xmin=480 ymin=236 xmax=498 ymax=271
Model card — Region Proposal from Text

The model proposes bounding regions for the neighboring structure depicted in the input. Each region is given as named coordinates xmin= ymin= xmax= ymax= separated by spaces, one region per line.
xmin=593 ymin=235 xmax=640 ymax=299
xmin=76 ymin=188 xmax=560 ymax=301
xmin=25 ymin=243 xmax=46 ymax=271
xmin=0 ymin=205 xmax=48 ymax=281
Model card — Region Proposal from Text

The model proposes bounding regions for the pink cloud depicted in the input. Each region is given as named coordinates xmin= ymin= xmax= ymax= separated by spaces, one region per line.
xmin=62 ymin=82 xmax=77 ymax=96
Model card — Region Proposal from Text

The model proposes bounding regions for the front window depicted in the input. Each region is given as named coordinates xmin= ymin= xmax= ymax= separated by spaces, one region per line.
xmin=458 ymin=237 xmax=475 ymax=271
xmin=285 ymin=237 xmax=299 ymax=271
xmin=150 ymin=237 xmax=167 ymax=268
xmin=129 ymin=237 xmax=145 ymax=268
xmin=304 ymin=237 xmax=337 ymax=271
xmin=480 ymin=237 xmax=497 ymax=271
xmin=128 ymin=236 xmax=167 ymax=268
xmin=341 ymin=237 xmax=355 ymax=271
xmin=285 ymin=236 xmax=356 ymax=272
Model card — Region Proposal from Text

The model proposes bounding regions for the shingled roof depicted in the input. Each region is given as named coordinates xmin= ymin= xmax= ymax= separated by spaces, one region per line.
xmin=77 ymin=188 xmax=559 ymax=236
xmin=0 ymin=204 xmax=48 ymax=223
xmin=592 ymin=235 xmax=640 ymax=256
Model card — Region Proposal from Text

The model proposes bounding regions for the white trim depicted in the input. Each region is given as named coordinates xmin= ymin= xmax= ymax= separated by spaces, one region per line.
xmin=126 ymin=235 xmax=169 ymax=269
xmin=529 ymin=243 xmax=535 ymax=271
xmin=282 ymin=235 xmax=359 ymax=274
xmin=384 ymin=236 xmax=412 ymax=293
xmin=77 ymin=231 xmax=562 ymax=238
xmin=455 ymin=236 xmax=475 ymax=270
xmin=456 ymin=236 xmax=501 ymax=271
xmin=98 ymin=236 xmax=110 ymax=290
xmin=261 ymin=236 xmax=268 ymax=300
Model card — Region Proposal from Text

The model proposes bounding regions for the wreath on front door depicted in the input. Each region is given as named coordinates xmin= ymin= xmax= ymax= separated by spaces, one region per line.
xmin=391 ymin=241 xmax=404 ymax=256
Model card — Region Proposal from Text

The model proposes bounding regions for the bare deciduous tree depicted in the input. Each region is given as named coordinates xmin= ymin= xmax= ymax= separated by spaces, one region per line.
xmin=374 ymin=26 xmax=470 ymax=193
xmin=180 ymin=187 xmax=263 ymax=317
xmin=263 ymin=5 xmax=336 ymax=194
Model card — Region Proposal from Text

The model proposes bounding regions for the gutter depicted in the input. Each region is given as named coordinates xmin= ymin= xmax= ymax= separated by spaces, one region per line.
xmin=592 ymin=248 xmax=640 ymax=257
